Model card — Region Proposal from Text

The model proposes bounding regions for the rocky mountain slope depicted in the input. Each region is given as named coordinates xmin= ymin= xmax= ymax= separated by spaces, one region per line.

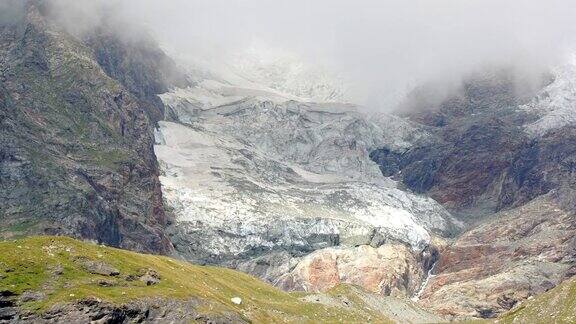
xmin=370 ymin=66 xmax=576 ymax=318
xmin=418 ymin=192 xmax=575 ymax=318
xmin=0 ymin=0 xmax=184 ymax=253
xmin=498 ymin=275 xmax=576 ymax=323
xmin=370 ymin=68 xmax=573 ymax=220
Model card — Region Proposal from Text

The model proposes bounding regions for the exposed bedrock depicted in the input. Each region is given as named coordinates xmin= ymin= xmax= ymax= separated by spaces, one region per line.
xmin=418 ymin=192 xmax=576 ymax=318
xmin=369 ymin=67 xmax=576 ymax=318
xmin=276 ymin=244 xmax=439 ymax=297
xmin=0 ymin=1 xmax=186 ymax=253
xmin=370 ymin=68 xmax=576 ymax=221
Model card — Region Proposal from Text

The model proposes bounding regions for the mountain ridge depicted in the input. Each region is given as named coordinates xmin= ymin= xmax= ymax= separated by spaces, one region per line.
xmin=0 ymin=0 xmax=183 ymax=253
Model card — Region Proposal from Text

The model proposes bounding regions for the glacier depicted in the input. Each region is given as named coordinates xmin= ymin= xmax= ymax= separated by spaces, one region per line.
xmin=154 ymin=48 xmax=462 ymax=294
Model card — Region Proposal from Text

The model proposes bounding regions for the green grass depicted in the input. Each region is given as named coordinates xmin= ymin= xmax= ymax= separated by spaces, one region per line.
xmin=82 ymin=146 xmax=131 ymax=169
xmin=6 ymin=236 xmax=571 ymax=323
xmin=498 ymin=276 xmax=576 ymax=324
xmin=435 ymin=278 xmax=576 ymax=324
xmin=0 ymin=236 xmax=392 ymax=323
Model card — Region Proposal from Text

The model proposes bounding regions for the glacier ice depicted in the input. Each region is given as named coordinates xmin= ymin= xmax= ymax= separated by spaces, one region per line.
xmin=155 ymin=48 xmax=461 ymax=290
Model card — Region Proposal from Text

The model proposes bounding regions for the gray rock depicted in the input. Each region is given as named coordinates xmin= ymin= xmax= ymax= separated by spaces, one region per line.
xmin=0 ymin=307 xmax=17 ymax=321
xmin=77 ymin=258 xmax=120 ymax=276
xmin=0 ymin=0 xmax=178 ymax=254
xmin=139 ymin=270 xmax=161 ymax=286
xmin=18 ymin=291 xmax=45 ymax=302
xmin=97 ymin=280 xmax=116 ymax=287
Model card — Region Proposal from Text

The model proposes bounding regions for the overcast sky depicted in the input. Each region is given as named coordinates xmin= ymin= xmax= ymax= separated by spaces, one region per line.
xmin=47 ymin=0 xmax=576 ymax=107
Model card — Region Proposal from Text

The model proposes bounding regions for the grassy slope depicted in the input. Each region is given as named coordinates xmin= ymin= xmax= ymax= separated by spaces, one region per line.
xmin=462 ymin=276 xmax=576 ymax=324
xmin=0 ymin=236 xmax=393 ymax=323
xmin=2 ymin=236 xmax=573 ymax=323
xmin=498 ymin=276 xmax=576 ymax=324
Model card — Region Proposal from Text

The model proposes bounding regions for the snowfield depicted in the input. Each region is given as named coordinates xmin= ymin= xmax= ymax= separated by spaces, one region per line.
xmin=154 ymin=48 xmax=461 ymax=290
xmin=523 ymin=62 xmax=576 ymax=136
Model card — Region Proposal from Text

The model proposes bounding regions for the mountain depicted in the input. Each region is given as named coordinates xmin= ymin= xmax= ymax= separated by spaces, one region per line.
xmin=371 ymin=67 xmax=576 ymax=318
xmin=0 ymin=0 xmax=184 ymax=253
xmin=1 ymin=1 xmax=576 ymax=323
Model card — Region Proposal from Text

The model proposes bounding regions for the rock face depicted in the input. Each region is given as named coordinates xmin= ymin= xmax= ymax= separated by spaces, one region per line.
xmin=277 ymin=244 xmax=437 ymax=297
xmin=156 ymin=51 xmax=461 ymax=296
xmin=369 ymin=66 xmax=576 ymax=318
xmin=418 ymin=193 xmax=576 ymax=318
xmin=0 ymin=1 xmax=181 ymax=253
xmin=370 ymin=69 xmax=548 ymax=219
xmin=6 ymin=297 xmax=238 ymax=324
xmin=371 ymin=66 xmax=576 ymax=221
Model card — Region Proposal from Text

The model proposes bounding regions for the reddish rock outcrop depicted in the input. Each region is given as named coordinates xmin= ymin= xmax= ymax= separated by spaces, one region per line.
xmin=418 ymin=193 xmax=576 ymax=319
xmin=277 ymin=244 xmax=435 ymax=298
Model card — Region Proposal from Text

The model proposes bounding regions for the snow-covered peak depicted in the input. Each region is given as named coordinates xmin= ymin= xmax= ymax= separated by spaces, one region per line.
xmin=522 ymin=62 xmax=576 ymax=136
xmin=160 ymin=43 xmax=350 ymax=120
xmin=231 ymin=44 xmax=348 ymax=103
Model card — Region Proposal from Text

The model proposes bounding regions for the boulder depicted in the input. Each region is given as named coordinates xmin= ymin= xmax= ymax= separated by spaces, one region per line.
xmin=139 ymin=269 xmax=161 ymax=286
xmin=77 ymin=258 xmax=120 ymax=276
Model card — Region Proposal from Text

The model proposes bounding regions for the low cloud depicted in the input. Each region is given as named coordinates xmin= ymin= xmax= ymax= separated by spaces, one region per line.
xmin=0 ymin=0 xmax=26 ymax=24
xmin=16 ymin=0 xmax=576 ymax=108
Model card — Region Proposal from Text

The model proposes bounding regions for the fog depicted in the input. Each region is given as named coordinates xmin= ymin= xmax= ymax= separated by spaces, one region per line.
xmin=31 ymin=0 xmax=576 ymax=107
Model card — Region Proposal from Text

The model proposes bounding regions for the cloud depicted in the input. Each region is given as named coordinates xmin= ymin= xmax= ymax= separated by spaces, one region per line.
xmin=27 ymin=0 xmax=576 ymax=108
xmin=0 ymin=0 xmax=26 ymax=24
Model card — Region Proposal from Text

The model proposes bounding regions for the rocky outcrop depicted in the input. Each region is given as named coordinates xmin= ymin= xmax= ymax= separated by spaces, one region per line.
xmin=371 ymin=67 xmax=576 ymax=318
xmin=0 ymin=1 xmax=181 ymax=253
xmin=2 ymin=297 xmax=245 ymax=324
xmin=418 ymin=193 xmax=576 ymax=318
xmin=75 ymin=258 xmax=120 ymax=276
xmin=277 ymin=244 xmax=438 ymax=298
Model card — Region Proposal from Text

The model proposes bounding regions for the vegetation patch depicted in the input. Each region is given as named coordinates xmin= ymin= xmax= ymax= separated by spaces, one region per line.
xmin=499 ymin=276 xmax=576 ymax=323
xmin=0 ymin=236 xmax=392 ymax=323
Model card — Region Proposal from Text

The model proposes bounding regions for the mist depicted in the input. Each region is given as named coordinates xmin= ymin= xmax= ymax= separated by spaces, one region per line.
xmin=39 ymin=0 xmax=576 ymax=108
